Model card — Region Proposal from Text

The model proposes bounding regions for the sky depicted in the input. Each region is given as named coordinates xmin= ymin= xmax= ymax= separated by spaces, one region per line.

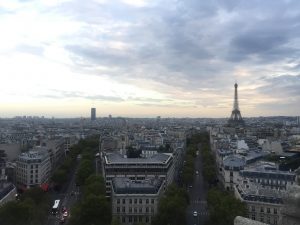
xmin=0 ymin=0 xmax=300 ymax=118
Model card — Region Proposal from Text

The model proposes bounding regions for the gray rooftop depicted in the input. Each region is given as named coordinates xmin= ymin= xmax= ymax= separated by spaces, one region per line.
xmin=105 ymin=152 xmax=172 ymax=164
xmin=112 ymin=177 xmax=163 ymax=194
xmin=223 ymin=155 xmax=245 ymax=168
xmin=236 ymin=182 xmax=284 ymax=204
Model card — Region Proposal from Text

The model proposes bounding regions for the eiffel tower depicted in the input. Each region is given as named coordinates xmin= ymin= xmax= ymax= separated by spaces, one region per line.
xmin=228 ymin=83 xmax=245 ymax=126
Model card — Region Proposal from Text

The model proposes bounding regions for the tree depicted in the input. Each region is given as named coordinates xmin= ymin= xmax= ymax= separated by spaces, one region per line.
xmin=152 ymin=185 xmax=189 ymax=225
xmin=111 ymin=216 xmax=121 ymax=225
xmin=207 ymin=188 xmax=247 ymax=225
xmin=76 ymin=159 xmax=94 ymax=186
xmin=0 ymin=201 xmax=31 ymax=225
xmin=51 ymin=169 xmax=68 ymax=186
xmin=84 ymin=175 xmax=106 ymax=197
xmin=77 ymin=194 xmax=111 ymax=225
xmin=126 ymin=146 xmax=141 ymax=158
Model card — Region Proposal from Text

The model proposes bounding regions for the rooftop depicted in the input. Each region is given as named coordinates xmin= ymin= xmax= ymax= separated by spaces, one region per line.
xmin=236 ymin=182 xmax=284 ymax=204
xmin=112 ymin=177 xmax=164 ymax=194
xmin=105 ymin=152 xmax=172 ymax=164
xmin=223 ymin=155 xmax=245 ymax=168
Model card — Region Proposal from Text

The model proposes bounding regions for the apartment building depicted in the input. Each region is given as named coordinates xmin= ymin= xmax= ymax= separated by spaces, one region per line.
xmin=16 ymin=149 xmax=51 ymax=189
xmin=101 ymin=153 xmax=174 ymax=197
xmin=111 ymin=177 xmax=164 ymax=225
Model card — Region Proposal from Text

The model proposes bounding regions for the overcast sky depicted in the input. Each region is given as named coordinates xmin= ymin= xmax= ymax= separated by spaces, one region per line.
xmin=0 ymin=0 xmax=300 ymax=118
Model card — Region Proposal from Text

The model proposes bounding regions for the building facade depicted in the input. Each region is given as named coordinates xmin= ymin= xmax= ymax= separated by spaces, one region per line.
xmin=234 ymin=181 xmax=283 ymax=225
xmin=111 ymin=177 xmax=164 ymax=225
xmin=16 ymin=149 xmax=51 ymax=189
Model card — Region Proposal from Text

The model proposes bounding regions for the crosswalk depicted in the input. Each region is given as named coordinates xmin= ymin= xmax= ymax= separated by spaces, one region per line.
xmin=191 ymin=200 xmax=207 ymax=205
xmin=188 ymin=200 xmax=209 ymax=217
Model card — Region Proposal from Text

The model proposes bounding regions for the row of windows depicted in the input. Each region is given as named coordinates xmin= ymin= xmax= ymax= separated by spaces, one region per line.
xmin=117 ymin=198 xmax=155 ymax=204
xmin=250 ymin=206 xmax=278 ymax=214
xmin=119 ymin=215 xmax=150 ymax=223
xmin=116 ymin=206 xmax=154 ymax=213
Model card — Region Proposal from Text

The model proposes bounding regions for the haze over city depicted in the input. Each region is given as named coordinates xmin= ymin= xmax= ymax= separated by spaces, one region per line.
xmin=1 ymin=0 xmax=300 ymax=117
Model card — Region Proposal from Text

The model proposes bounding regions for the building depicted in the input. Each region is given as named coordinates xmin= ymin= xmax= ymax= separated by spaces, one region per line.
xmin=240 ymin=162 xmax=296 ymax=190
xmin=91 ymin=108 xmax=96 ymax=121
xmin=101 ymin=153 xmax=175 ymax=197
xmin=16 ymin=149 xmax=51 ymax=189
xmin=111 ymin=177 xmax=164 ymax=225
xmin=222 ymin=155 xmax=246 ymax=190
xmin=0 ymin=155 xmax=17 ymax=206
xmin=234 ymin=181 xmax=283 ymax=225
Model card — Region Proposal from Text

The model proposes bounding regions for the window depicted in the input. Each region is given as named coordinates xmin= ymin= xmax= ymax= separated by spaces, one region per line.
xmin=146 ymin=199 xmax=149 ymax=204
xmin=146 ymin=216 xmax=149 ymax=223
xmin=129 ymin=216 xmax=132 ymax=222
xmin=129 ymin=199 xmax=132 ymax=204
xmin=31 ymin=165 xmax=33 ymax=169
xmin=122 ymin=217 xmax=125 ymax=223
xmin=151 ymin=199 xmax=154 ymax=204
xmin=139 ymin=207 xmax=142 ymax=213
xmin=151 ymin=207 xmax=154 ymax=213
xmin=146 ymin=207 xmax=149 ymax=213
xmin=274 ymin=208 xmax=277 ymax=214
xmin=134 ymin=199 xmax=137 ymax=204
xmin=267 ymin=208 xmax=270 ymax=214
xmin=260 ymin=217 xmax=264 ymax=223
xmin=260 ymin=207 xmax=264 ymax=213
xmin=117 ymin=207 xmax=120 ymax=213
xmin=122 ymin=199 xmax=125 ymax=204
xmin=134 ymin=207 xmax=137 ymax=213
xmin=35 ymin=179 xmax=38 ymax=183
xmin=139 ymin=199 xmax=142 ymax=204
xmin=122 ymin=207 xmax=125 ymax=213
xmin=117 ymin=199 xmax=120 ymax=204
xmin=36 ymin=165 xmax=38 ymax=168
xmin=251 ymin=214 xmax=255 ymax=220
xmin=251 ymin=206 xmax=255 ymax=212
xmin=230 ymin=171 xmax=233 ymax=177
xmin=274 ymin=218 xmax=277 ymax=225
xmin=129 ymin=207 xmax=132 ymax=213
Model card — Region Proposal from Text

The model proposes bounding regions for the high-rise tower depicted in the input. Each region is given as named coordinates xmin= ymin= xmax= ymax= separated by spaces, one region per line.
xmin=228 ymin=83 xmax=245 ymax=126
xmin=91 ymin=108 xmax=96 ymax=121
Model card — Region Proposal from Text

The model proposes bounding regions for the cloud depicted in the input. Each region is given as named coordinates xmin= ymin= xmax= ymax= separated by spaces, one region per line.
xmin=1 ymin=0 xmax=300 ymax=116
xmin=39 ymin=91 xmax=124 ymax=102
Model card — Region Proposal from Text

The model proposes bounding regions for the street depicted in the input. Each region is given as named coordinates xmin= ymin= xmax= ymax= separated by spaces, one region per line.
xmin=186 ymin=148 xmax=209 ymax=225
xmin=46 ymin=159 xmax=81 ymax=225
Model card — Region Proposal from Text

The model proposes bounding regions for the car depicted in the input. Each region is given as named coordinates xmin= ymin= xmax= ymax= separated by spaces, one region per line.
xmin=193 ymin=211 xmax=198 ymax=217
xmin=63 ymin=211 xmax=68 ymax=218
xmin=195 ymin=171 xmax=199 ymax=175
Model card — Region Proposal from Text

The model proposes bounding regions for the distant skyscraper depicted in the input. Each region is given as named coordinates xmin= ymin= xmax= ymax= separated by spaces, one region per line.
xmin=91 ymin=108 xmax=96 ymax=121
xmin=228 ymin=83 xmax=245 ymax=126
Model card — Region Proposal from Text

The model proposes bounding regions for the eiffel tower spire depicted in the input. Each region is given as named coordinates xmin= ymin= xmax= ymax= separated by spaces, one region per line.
xmin=228 ymin=83 xmax=245 ymax=126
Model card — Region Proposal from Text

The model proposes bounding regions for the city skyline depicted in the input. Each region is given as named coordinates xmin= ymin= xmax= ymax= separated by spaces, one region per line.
xmin=1 ymin=0 xmax=300 ymax=118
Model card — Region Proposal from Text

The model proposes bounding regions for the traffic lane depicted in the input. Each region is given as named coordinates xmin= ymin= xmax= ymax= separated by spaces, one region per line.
xmin=186 ymin=149 xmax=208 ymax=225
